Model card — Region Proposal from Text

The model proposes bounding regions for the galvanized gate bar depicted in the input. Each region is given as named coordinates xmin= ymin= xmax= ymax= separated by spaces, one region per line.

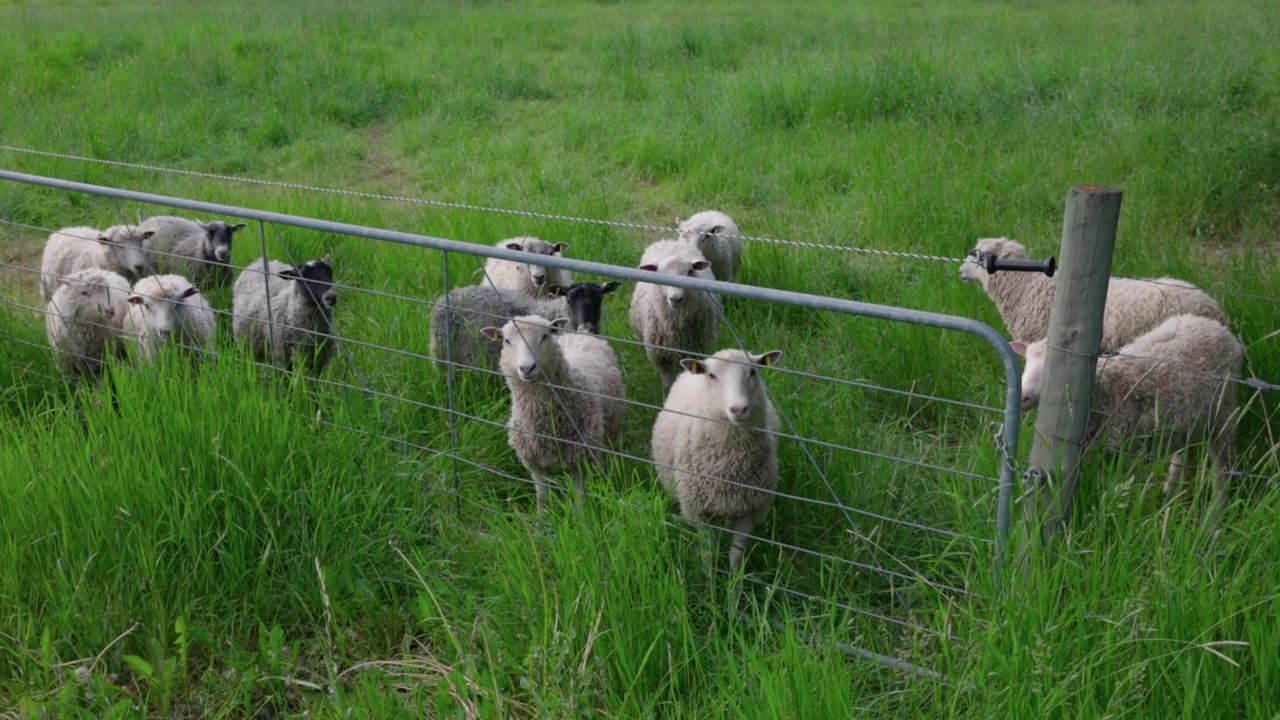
xmin=0 ymin=168 xmax=1022 ymax=573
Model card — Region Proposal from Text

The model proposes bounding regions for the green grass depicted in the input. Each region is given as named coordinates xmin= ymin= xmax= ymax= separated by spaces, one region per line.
xmin=1 ymin=0 xmax=1279 ymax=717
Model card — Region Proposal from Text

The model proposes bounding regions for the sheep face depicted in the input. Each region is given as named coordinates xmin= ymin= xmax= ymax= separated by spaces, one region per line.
xmin=680 ymin=349 xmax=782 ymax=425
xmin=639 ymin=256 xmax=711 ymax=309
xmin=481 ymin=315 xmax=567 ymax=383
xmin=279 ymin=255 xmax=337 ymax=309
xmin=548 ymin=281 xmax=621 ymax=335
xmin=503 ymin=238 xmax=568 ymax=288
xmin=202 ymin=221 xmax=246 ymax=264
xmin=127 ymin=277 xmax=200 ymax=341
xmin=102 ymin=225 xmax=154 ymax=281
xmin=62 ymin=274 xmax=121 ymax=323
xmin=1009 ymin=339 xmax=1047 ymax=410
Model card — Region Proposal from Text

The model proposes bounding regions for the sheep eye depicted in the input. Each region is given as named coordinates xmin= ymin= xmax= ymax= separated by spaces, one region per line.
xmin=686 ymin=269 xmax=694 ymax=276
xmin=749 ymin=368 xmax=757 ymax=377
xmin=504 ymin=339 xmax=511 ymax=346
xmin=707 ymin=373 xmax=717 ymax=381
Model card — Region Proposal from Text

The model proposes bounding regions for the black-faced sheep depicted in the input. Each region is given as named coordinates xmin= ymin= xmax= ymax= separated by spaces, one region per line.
xmin=138 ymin=215 xmax=246 ymax=286
xmin=232 ymin=255 xmax=338 ymax=373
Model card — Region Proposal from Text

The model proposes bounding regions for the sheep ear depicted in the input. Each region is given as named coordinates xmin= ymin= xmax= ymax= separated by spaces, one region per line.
xmin=1009 ymin=341 xmax=1027 ymax=357
xmin=321 ymin=253 xmax=332 ymax=265
xmin=142 ymin=231 xmax=155 ymax=240
xmin=232 ymin=223 xmax=247 ymax=232
xmin=638 ymin=264 xmax=658 ymax=272
xmin=753 ymin=350 xmax=782 ymax=367
xmin=480 ymin=327 xmax=503 ymax=342
xmin=127 ymin=295 xmax=144 ymax=305
xmin=552 ymin=242 xmax=569 ymax=253
xmin=601 ymin=281 xmax=621 ymax=294
xmin=98 ymin=235 xmax=111 ymax=245
xmin=550 ymin=318 xmax=570 ymax=333
xmin=709 ymin=226 xmax=724 ymax=236
xmin=692 ymin=260 xmax=711 ymax=272
xmin=681 ymin=358 xmax=706 ymax=374
xmin=546 ymin=285 xmax=567 ymax=297
xmin=504 ymin=242 xmax=523 ymax=251
xmin=135 ymin=209 xmax=143 ymax=225
xmin=181 ymin=286 xmax=200 ymax=299
xmin=278 ymin=268 xmax=301 ymax=280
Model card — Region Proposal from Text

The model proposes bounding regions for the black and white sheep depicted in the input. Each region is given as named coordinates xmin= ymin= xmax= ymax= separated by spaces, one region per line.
xmin=121 ymin=274 xmax=217 ymax=364
xmin=232 ymin=255 xmax=338 ymax=373
xmin=629 ymin=239 xmax=721 ymax=395
xmin=429 ymin=281 xmax=621 ymax=372
xmin=1013 ymin=313 xmax=1242 ymax=509
xmin=651 ymin=348 xmax=783 ymax=573
xmin=138 ymin=215 xmax=246 ymax=286
xmin=959 ymin=237 xmax=1227 ymax=349
xmin=677 ymin=210 xmax=742 ymax=283
xmin=41 ymin=225 xmax=153 ymax=301
xmin=481 ymin=315 xmax=626 ymax=512
xmin=45 ymin=268 xmax=132 ymax=381
xmin=481 ymin=237 xmax=571 ymax=298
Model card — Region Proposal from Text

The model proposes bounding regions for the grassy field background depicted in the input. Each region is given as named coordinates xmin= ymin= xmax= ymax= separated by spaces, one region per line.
xmin=1 ymin=0 xmax=1278 ymax=717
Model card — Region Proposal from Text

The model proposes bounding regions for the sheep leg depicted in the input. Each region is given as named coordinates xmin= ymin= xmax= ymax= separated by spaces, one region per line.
xmin=679 ymin=506 xmax=715 ymax=571
xmin=1163 ymin=450 xmax=1190 ymax=496
xmin=532 ymin=471 xmax=552 ymax=514
xmin=1204 ymin=442 xmax=1234 ymax=531
xmin=727 ymin=507 xmax=769 ymax=574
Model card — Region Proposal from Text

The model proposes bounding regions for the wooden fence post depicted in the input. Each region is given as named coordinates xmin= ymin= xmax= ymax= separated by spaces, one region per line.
xmin=1024 ymin=184 xmax=1123 ymax=542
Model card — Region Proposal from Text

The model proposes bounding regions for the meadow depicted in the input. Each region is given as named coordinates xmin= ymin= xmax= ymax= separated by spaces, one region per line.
xmin=1 ymin=0 xmax=1278 ymax=717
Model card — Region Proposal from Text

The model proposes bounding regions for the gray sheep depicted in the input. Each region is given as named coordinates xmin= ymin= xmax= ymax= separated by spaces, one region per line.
xmin=139 ymin=215 xmax=246 ymax=286
xmin=41 ymin=225 xmax=153 ymax=301
xmin=232 ymin=255 xmax=338 ymax=373
xmin=429 ymin=281 xmax=621 ymax=373
xmin=677 ymin=210 xmax=743 ymax=283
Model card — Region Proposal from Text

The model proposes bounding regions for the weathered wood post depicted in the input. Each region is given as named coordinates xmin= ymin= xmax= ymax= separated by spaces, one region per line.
xmin=1024 ymin=184 xmax=1123 ymax=542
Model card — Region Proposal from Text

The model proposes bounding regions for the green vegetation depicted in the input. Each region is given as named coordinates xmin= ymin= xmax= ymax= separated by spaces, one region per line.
xmin=1 ymin=0 xmax=1277 ymax=716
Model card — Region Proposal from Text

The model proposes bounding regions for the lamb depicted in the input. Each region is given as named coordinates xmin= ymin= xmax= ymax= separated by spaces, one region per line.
xmin=480 ymin=237 xmax=571 ymax=298
xmin=121 ymin=274 xmax=217 ymax=365
xmin=629 ymin=240 xmax=721 ymax=395
xmin=651 ymin=348 xmax=783 ymax=573
xmin=45 ymin=268 xmax=132 ymax=382
xmin=677 ymin=210 xmax=743 ymax=283
xmin=429 ymin=281 xmax=622 ymax=372
xmin=138 ymin=215 xmax=246 ymax=286
xmin=959 ymin=237 xmax=1228 ymax=350
xmin=480 ymin=315 xmax=626 ymax=512
xmin=1012 ymin=314 xmax=1242 ymax=510
xmin=232 ymin=255 xmax=338 ymax=373
xmin=41 ymin=225 xmax=153 ymax=301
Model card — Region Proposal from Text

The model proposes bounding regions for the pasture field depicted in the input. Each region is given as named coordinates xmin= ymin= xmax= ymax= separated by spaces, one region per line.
xmin=1 ymin=0 xmax=1278 ymax=717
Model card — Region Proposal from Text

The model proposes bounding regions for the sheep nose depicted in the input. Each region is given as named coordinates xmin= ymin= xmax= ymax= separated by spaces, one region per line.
xmin=728 ymin=405 xmax=749 ymax=421
xmin=582 ymin=323 xmax=599 ymax=334
xmin=102 ymin=306 xmax=115 ymax=318
xmin=519 ymin=363 xmax=537 ymax=377
xmin=214 ymin=249 xmax=230 ymax=262
xmin=667 ymin=295 xmax=684 ymax=308
xmin=531 ymin=274 xmax=546 ymax=286
xmin=134 ymin=264 xmax=147 ymax=275
xmin=324 ymin=292 xmax=338 ymax=307
xmin=1021 ymin=397 xmax=1033 ymax=411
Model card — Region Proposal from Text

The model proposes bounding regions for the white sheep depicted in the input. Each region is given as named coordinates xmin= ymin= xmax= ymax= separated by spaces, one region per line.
xmin=121 ymin=274 xmax=217 ymax=365
xmin=45 ymin=268 xmax=132 ymax=381
xmin=138 ymin=215 xmax=246 ymax=285
xmin=481 ymin=315 xmax=626 ymax=512
xmin=960 ymin=237 xmax=1228 ymax=350
xmin=480 ymin=237 xmax=571 ymax=298
xmin=232 ymin=255 xmax=338 ymax=373
xmin=629 ymin=240 xmax=721 ymax=395
xmin=677 ymin=210 xmax=742 ymax=283
xmin=429 ymin=281 xmax=621 ymax=372
xmin=1013 ymin=313 xmax=1242 ymax=509
xmin=41 ymin=225 xmax=153 ymax=301
xmin=651 ymin=348 xmax=783 ymax=573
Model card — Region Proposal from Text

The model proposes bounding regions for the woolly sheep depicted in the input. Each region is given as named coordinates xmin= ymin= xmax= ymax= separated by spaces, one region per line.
xmin=629 ymin=240 xmax=721 ymax=395
xmin=1012 ymin=314 xmax=1242 ymax=508
xmin=429 ymin=281 xmax=622 ymax=372
xmin=138 ymin=215 xmax=246 ymax=285
xmin=121 ymin=274 xmax=217 ymax=365
xmin=652 ymin=348 xmax=783 ymax=573
xmin=41 ymin=225 xmax=153 ymax=301
xmin=232 ymin=255 xmax=338 ymax=373
xmin=960 ymin=238 xmax=1228 ymax=350
xmin=45 ymin=268 xmax=132 ymax=381
xmin=480 ymin=237 xmax=571 ymax=298
xmin=677 ymin=210 xmax=742 ymax=283
xmin=481 ymin=315 xmax=626 ymax=512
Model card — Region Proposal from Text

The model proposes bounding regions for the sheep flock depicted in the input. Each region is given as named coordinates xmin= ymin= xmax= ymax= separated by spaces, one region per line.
xmin=22 ymin=208 xmax=1260 ymax=575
